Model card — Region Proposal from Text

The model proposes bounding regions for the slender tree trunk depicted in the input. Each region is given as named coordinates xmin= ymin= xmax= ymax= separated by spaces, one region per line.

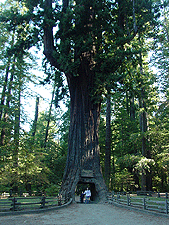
xmin=130 ymin=95 xmax=135 ymax=120
xmin=13 ymin=83 xmax=21 ymax=192
xmin=163 ymin=0 xmax=169 ymax=43
xmin=139 ymin=91 xmax=147 ymax=157
xmin=0 ymin=59 xmax=15 ymax=146
xmin=139 ymin=91 xmax=152 ymax=191
xmin=139 ymin=88 xmax=147 ymax=190
xmin=132 ymin=0 xmax=137 ymax=33
xmin=0 ymin=31 xmax=15 ymax=120
xmin=138 ymin=42 xmax=152 ymax=191
xmin=126 ymin=91 xmax=129 ymax=115
xmin=0 ymin=63 xmax=10 ymax=120
xmin=44 ymin=82 xmax=56 ymax=148
xmin=32 ymin=96 xmax=39 ymax=137
xmin=104 ymin=93 xmax=111 ymax=188
xmin=111 ymin=147 xmax=115 ymax=190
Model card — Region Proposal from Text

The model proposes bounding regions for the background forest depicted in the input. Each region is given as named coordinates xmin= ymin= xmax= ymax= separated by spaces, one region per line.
xmin=0 ymin=0 xmax=168 ymax=196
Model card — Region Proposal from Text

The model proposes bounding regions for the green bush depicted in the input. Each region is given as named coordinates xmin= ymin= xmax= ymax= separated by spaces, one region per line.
xmin=45 ymin=184 xmax=60 ymax=196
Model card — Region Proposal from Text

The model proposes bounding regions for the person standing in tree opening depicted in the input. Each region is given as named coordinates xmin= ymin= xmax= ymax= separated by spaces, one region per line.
xmin=80 ymin=191 xmax=85 ymax=203
xmin=84 ymin=188 xmax=91 ymax=204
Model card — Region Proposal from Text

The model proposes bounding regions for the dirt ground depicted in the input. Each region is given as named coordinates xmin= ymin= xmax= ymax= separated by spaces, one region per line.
xmin=0 ymin=202 xmax=168 ymax=225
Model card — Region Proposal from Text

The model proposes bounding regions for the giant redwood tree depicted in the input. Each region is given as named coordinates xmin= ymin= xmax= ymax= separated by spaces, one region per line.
xmin=25 ymin=0 xmax=157 ymax=200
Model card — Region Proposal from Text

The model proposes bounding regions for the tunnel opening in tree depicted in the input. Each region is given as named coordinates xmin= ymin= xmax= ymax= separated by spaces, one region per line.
xmin=76 ymin=182 xmax=97 ymax=202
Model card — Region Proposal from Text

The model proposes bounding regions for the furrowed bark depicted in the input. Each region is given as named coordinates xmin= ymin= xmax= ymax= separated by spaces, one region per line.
xmin=60 ymin=63 xmax=107 ymax=200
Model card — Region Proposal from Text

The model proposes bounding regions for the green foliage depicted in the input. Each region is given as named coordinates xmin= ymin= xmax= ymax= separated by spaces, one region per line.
xmin=0 ymin=0 xmax=67 ymax=195
xmin=45 ymin=184 xmax=60 ymax=196
xmin=135 ymin=157 xmax=155 ymax=175
xmin=117 ymin=154 xmax=141 ymax=171
xmin=0 ymin=0 xmax=168 ymax=196
xmin=112 ymin=168 xmax=135 ymax=192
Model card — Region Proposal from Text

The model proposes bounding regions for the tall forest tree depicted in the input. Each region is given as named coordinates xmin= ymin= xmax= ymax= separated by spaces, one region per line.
xmin=1 ymin=0 xmax=157 ymax=199
xmin=0 ymin=0 xmax=167 ymax=196
xmin=148 ymin=0 xmax=169 ymax=192
xmin=104 ymin=90 xmax=111 ymax=188
xmin=40 ymin=0 xmax=158 ymax=200
xmin=0 ymin=0 xmax=41 ymax=192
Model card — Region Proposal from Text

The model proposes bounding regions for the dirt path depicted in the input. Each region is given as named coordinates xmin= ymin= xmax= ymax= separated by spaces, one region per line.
xmin=0 ymin=203 xmax=168 ymax=225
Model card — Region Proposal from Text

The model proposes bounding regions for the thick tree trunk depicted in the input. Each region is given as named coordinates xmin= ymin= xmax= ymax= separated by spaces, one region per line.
xmin=60 ymin=69 xmax=107 ymax=201
xmin=43 ymin=0 xmax=107 ymax=201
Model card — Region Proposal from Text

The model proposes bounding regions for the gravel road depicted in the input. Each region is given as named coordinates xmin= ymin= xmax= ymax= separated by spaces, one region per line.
xmin=0 ymin=203 xmax=168 ymax=225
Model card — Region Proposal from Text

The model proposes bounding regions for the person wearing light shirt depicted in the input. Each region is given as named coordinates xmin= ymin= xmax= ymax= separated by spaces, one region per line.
xmin=84 ymin=188 xmax=91 ymax=204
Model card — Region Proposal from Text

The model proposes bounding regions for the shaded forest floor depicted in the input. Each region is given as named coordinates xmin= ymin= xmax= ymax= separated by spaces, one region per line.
xmin=0 ymin=202 xmax=169 ymax=225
